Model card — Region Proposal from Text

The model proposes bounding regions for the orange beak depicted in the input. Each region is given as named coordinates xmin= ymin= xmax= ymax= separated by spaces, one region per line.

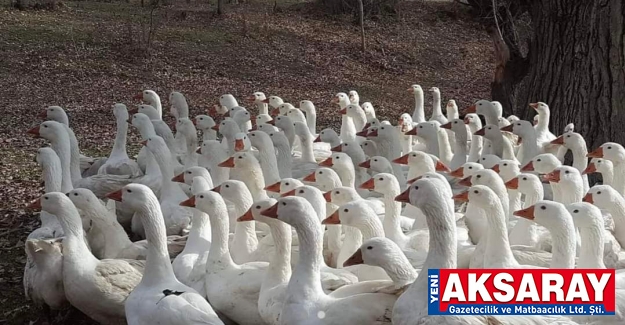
xmin=458 ymin=176 xmax=472 ymax=187
xmin=246 ymin=95 xmax=256 ymax=101
xmin=500 ymin=124 xmax=514 ymax=132
xmin=339 ymin=107 xmax=347 ymax=115
xmin=587 ymin=147 xmax=604 ymax=158
xmin=392 ymin=154 xmax=409 ymax=165
xmin=395 ymin=187 xmax=410 ymax=203
xmin=314 ymin=135 xmax=322 ymax=143
xmin=303 ymin=172 xmax=316 ymax=182
xmin=550 ymin=136 xmax=564 ymax=145
xmin=37 ymin=110 xmax=48 ymax=119
xmin=582 ymin=163 xmax=597 ymax=175
xmin=128 ymin=108 xmax=139 ymax=115
xmin=179 ymin=196 xmax=196 ymax=207
xmin=264 ymin=182 xmax=282 ymax=193
xmin=441 ymin=122 xmax=452 ymax=129
xmin=223 ymin=111 xmax=230 ymax=118
xmin=583 ymin=193 xmax=594 ymax=204
xmin=234 ymin=139 xmax=245 ymax=152
xmin=359 ymin=178 xmax=375 ymax=190
xmin=211 ymin=185 xmax=222 ymax=193
xmin=266 ymin=120 xmax=276 ymax=126
xmin=521 ymin=161 xmax=534 ymax=172
xmin=356 ymin=129 xmax=369 ymax=137
xmin=359 ymin=160 xmax=371 ymax=168
xmin=323 ymin=191 xmax=332 ymax=202
xmin=27 ymin=126 xmax=41 ymax=137
xmin=320 ymin=157 xmax=333 ymax=167
xmin=207 ymin=106 xmax=218 ymax=116
xmin=172 ymin=173 xmax=185 ymax=183
xmin=331 ymin=97 xmax=339 ymax=104
xmin=322 ymin=210 xmax=341 ymax=225
xmin=211 ymin=125 xmax=220 ymax=131
xmin=281 ymin=189 xmax=297 ymax=197
xmin=463 ymin=104 xmax=476 ymax=114
xmin=505 ymin=177 xmax=519 ymax=189
xmin=368 ymin=129 xmax=379 ymax=137
xmin=452 ymin=191 xmax=470 ymax=202
xmin=106 ymin=189 xmax=123 ymax=202
xmin=170 ymin=121 xmax=177 ymax=132
xmin=140 ymin=139 xmax=148 ymax=146
xmin=134 ymin=93 xmax=143 ymax=100
xmin=261 ymin=98 xmax=270 ymax=104
xmin=237 ymin=208 xmax=254 ymax=222
xmin=543 ymin=170 xmax=561 ymax=183
xmin=126 ymin=118 xmax=133 ymax=124
xmin=218 ymin=157 xmax=235 ymax=168
xmin=26 ymin=198 xmax=42 ymax=211
xmin=331 ymin=145 xmax=342 ymax=152
xmin=529 ymin=103 xmax=539 ymax=110
xmin=260 ymin=202 xmax=279 ymax=218
xmin=513 ymin=205 xmax=535 ymax=220
xmin=407 ymin=176 xmax=421 ymax=184
xmin=492 ymin=164 xmax=500 ymax=173
xmin=196 ymin=147 xmax=202 ymax=154
xmin=449 ymin=167 xmax=464 ymax=178
xmin=435 ymin=161 xmax=451 ymax=172
xmin=343 ymin=249 xmax=364 ymax=267
xmin=474 ymin=127 xmax=486 ymax=136
xmin=270 ymin=108 xmax=280 ymax=116
xmin=463 ymin=117 xmax=471 ymax=124
xmin=405 ymin=128 xmax=417 ymax=136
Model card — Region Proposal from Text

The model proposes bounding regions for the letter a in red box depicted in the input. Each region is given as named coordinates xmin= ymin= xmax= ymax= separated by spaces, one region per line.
xmin=428 ymin=269 xmax=616 ymax=316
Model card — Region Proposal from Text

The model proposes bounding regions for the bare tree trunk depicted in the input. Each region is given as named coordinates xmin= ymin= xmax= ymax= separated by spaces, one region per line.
xmin=358 ymin=0 xmax=365 ymax=52
xmin=217 ymin=0 xmax=223 ymax=15
xmin=510 ymin=0 xmax=625 ymax=150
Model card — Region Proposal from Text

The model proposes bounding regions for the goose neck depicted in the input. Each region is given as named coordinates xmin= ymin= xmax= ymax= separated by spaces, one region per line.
xmin=479 ymin=203 xmax=518 ymax=267
xmin=207 ymin=204 xmax=236 ymax=268
xmin=263 ymin=220 xmax=293 ymax=288
xmin=382 ymin=193 xmax=406 ymax=244
xmin=548 ymin=220 xmax=577 ymax=268
xmin=305 ymin=110 xmax=317 ymax=135
xmin=383 ymin=255 xmax=418 ymax=288
xmin=185 ymin=210 xmax=211 ymax=253
xmin=50 ymin=132 xmax=75 ymax=192
xmin=137 ymin=195 xmax=176 ymax=285
xmin=237 ymin=166 xmax=269 ymax=201
xmin=42 ymin=160 xmax=62 ymax=193
xmin=335 ymin=165 xmax=355 ymax=188
xmin=340 ymin=115 xmax=357 ymax=143
xmin=55 ymin=203 xmax=97 ymax=265
xmin=432 ymin=93 xmax=442 ymax=116
xmin=420 ymin=200 xmax=457 ymax=269
xmin=523 ymin=190 xmax=544 ymax=207
xmin=110 ymin=116 xmax=130 ymax=160
xmin=274 ymin=142 xmax=293 ymax=178
xmin=412 ymin=91 xmax=425 ymax=123
xmin=255 ymin=141 xmax=280 ymax=185
xmin=536 ymin=112 xmax=549 ymax=133
xmin=556 ymin=182 xmax=583 ymax=205
xmin=289 ymin=219 xmax=325 ymax=300
xmin=143 ymin=149 xmax=161 ymax=176
xmin=202 ymin=129 xmax=217 ymax=141
xmin=578 ymin=224 xmax=606 ymax=268
xmin=66 ymin=127 xmax=82 ymax=184
xmin=354 ymin=217 xmax=384 ymax=240
xmin=299 ymin=134 xmax=316 ymax=164
xmin=571 ymin=147 xmax=588 ymax=171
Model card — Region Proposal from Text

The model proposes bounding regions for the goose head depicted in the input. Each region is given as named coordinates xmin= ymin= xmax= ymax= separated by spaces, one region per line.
xmin=284 ymin=185 xmax=326 ymax=221
xmin=501 ymin=120 xmax=533 ymax=139
xmin=273 ymin=115 xmax=295 ymax=133
xmin=551 ymin=132 xmax=587 ymax=150
xmin=514 ymin=201 xmax=571 ymax=232
xmin=360 ymin=172 xmax=399 ymax=195
xmin=361 ymin=102 xmax=376 ymax=120
xmin=232 ymin=109 xmax=251 ymax=129
xmin=583 ymin=185 xmax=618 ymax=206
xmin=406 ymin=122 xmax=437 ymax=140
xmin=474 ymin=124 xmax=501 ymax=140
xmin=137 ymin=90 xmax=160 ymax=106
xmin=233 ymin=133 xmax=251 ymax=152
xmin=247 ymin=130 xmax=273 ymax=150
xmin=398 ymin=113 xmax=413 ymax=132
xmin=564 ymin=123 xmax=575 ymax=133
xmin=407 ymin=84 xmax=423 ymax=95
xmin=173 ymin=166 xmax=212 ymax=186
xmin=493 ymin=160 xmax=520 ymax=181
xmin=588 ymin=142 xmax=625 ymax=162
xmin=429 ymin=87 xmax=440 ymax=96
xmin=41 ymin=106 xmax=68 ymax=125
xmin=29 ymin=192 xmax=80 ymax=230
xmin=304 ymin=168 xmax=342 ymax=191
xmin=142 ymin=136 xmax=169 ymax=158
xmin=36 ymin=146 xmax=61 ymax=170
xmin=66 ymin=188 xmax=101 ymax=212
xmin=293 ymin=121 xmax=312 ymax=140
xmin=214 ymin=180 xmax=251 ymax=204
xmin=465 ymin=99 xmax=495 ymax=116
xmin=254 ymin=114 xmax=273 ymax=126
xmin=187 ymin=190 xmax=228 ymax=216
xmin=257 ymin=123 xmax=280 ymax=134
xmin=344 ymin=238 xmax=412 ymax=278
xmin=463 ymin=113 xmax=482 ymax=129
xmin=325 ymin=187 xmax=360 ymax=205
xmin=286 ymin=108 xmax=306 ymax=123
xmin=265 ymin=96 xmax=284 ymax=108
xmin=361 ymin=156 xmax=391 ymax=173
xmin=248 ymin=92 xmax=266 ymax=104
xmin=191 ymin=176 xmax=213 ymax=195
xmin=219 ymin=94 xmax=238 ymax=111
xmin=507 ymin=115 xmax=520 ymax=123
xmin=198 ymin=140 xmax=224 ymax=157
xmin=320 ymin=152 xmax=353 ymax=171
xmin=219 ymin=152 xmax=259 ymax=171
xmin=316 ymin=128 xmax=340 ymax=146
xmin=348 ymin=90 xmax=359 ymax=105
xmin=478 ymin=155 xmax=501 ymax=169
xmin=332 ymin=93 xmax=350 ymax=107
xmin=267 ymin=130 xmax=290 ymax=147
xmin=446 ymin=99 xmax=458 ymax=115
xmin=396 ymin=177 xmax=450 ymax=213
xmin=393 ymin=151 xmax=437 ymax=171
xmin=136 ymin=104 xmax=160 ymax=120
xmin=567 ymin=202 xmax=604 ymax=231
xmin=505 ymin=173 xmax=542 ymax=196
xmin=29 ymin=120 xmax=66 ymax=141
xmin=469 ymin=169 xmax=505 ymax=190
xmin=260 ymin=196 xmax=318 ymax=232
xmin=265 ymin=178 xmax=303 ymax=194
xmin=360 ymin=139 xmax=378 ymax=157
xmin=107 ymin=184 xmax=158 ymax=214
xmin=521 ymin=153 xmax=561 ymax=173
xmin=584 ymin=158 xmax=613 ymax=176
xmin=441 ymin=118 xmax=467 ymax=135
xmin=450 ymin=162 xmax=483 ymax=179
xmin=454 ymin=185 xmax=500 ymax=208
xmin=216 ymin=119 xmax=241 ymax=138
xmin=175 ymin=118 xmax=196 ymax=138
xmin=299 ymin=100 xmax=315 ymax=113
xmin=237 ymin=198 xmax=277 ymax=224
xmin=497 ymin=117 xmax=511 ymax=129
xmin=529 ymin=102 xmax=550 ymax=116
xmin=323 ymin=200 xmax=376 ymax=227
xmin=544 ymin=166 xmax=582 ymax=187
xmin=275 ymin=103 xmax=295 ymax=116
xmin=168 ymin=91 xmax=187 ymax=117
xmin=194 ymin=115 xmax=216 ymax=132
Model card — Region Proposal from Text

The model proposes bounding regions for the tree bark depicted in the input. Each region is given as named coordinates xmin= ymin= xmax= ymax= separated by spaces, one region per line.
xmin=358 ymin=0 xmax=365 ymax=52
xmin=510 ymin=0 xmax=625 ymax=150
xmin=217 ymin=0 xmax=223 ymax=15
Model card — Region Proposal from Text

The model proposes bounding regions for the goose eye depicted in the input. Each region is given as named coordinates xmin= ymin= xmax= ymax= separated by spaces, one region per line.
xmin=225 ymin=185 xmax=230 ymax=188
xmin=522 ymin=177 xmax=527 ymax=181
xmin=199 ymin=117 xmax=203 ymax=120
xmin=127 ymin=189 xmax=132 ymax=193
xmin=454 ymin=121 xmax=457 ymax=124
xmin=282 ymin=202 xmax=286 ymax=206
xmin=367 ymin=246 xmax=373 ymax=250
xmin=503 ymin=163 xmax=507 ymax=166
xmin=414 ymin=186 xmax=419 ymax=190
xmin=540 ymin=206 xmax=546 ymax=210
xmin=479 ymin=103 xmax=482 ymax=106
xmin=608 ymin=146 xmax=612 ymax=150
xmin=373 ymin=159 xmax=378 ymax=162
xmin=252 ymin=134 xmax=255 ymax=136
xmin=44 ymin=125 xmax=48 ymax=128
xmin=285 ymin=182 xmax=290 ymax=186
xmin=476 ymin=175 xmax=481 ymax=178
xmin=44 ymin=196 xmax=48 ymax=200
xmin=335 ymin=191 xmax=339 ymax=194
xmin=537 ymin=159 xmax=541 ymax=162
xmin=363 ymin=143 xmax=368 ymax=146
xmin=597 ymin=191 xmax=602 ymax=195
xmin=565 ymin=170 xmax=570 ymax=174
xmin=381 ymin=127 xmax=385 ymax=130
xmin=345 ymin=143 xmax=348 ymax=146
xmin=468 ymin=166 xmax=472 ymax=169
xmin=200 ymin=195 xmax=204 ymax=199
xmin=378 ymin=178 xmax=383 ymax=181
xmin=344 ymin=209 xmax=349 ymax=212
xmin=567 ymin=135 xmax=570 ymax=138
xmin=319 ymin=171 xmax=323 ymax=174
xmin=336 ymin=157 xmax=340 ymax=160
xmin=473 ymin=190 xmax=478 ymax=194
xmin=74 ymin=193 xmax=78 ymax=196
xmin=573 ymin=209 xmax=579 ymax=213
xmin=419 ymin=126 xmax=423 ymax=128
xmin=187 ymin=171 xmax=191 ymax=174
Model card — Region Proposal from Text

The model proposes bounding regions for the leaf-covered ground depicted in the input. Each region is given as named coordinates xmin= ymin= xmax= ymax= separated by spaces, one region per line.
xmin=0 ymin=0 xmax=492 ymax=323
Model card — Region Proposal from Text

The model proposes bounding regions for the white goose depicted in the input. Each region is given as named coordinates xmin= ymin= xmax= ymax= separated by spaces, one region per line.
xmin=441 ymin=118 xmax=469 ymax=171
xmin=98 ymin=104 xmax=142 ymax=177
xmin=299 ymin=100 xmax=317 ymax=135
xmin=408 ymin=84 xmax=425 ymax=123
xmin=31 ymin=193 xmax=142 ymax=324
xmin=588 ymin=142 xmax=625 ymax=196
xmin=584 ymin=157 xmax=614 ymax=187
xmin=195 ymin=115 xmax=217 ymax=141
xmin=109 ymin=184 xmax=222 ymax=325
xmin=429 ymin=88 xmax=448 ymax=124
xmin=551 ymin=131 xmax=590 ymax=192
xmin=464 ymin=113 xmax=483 ymax=162
xmin=332 ymin=92 xmax=357 ymax=143
xmin=248 ymin=92 xmax=269 ymax=115
xmin=28 ymin=147 xmax=64 ymax=239
xmin=23 ymin=238 xmax=68 ymax=313
xmin=261 ymin=197 xmax=397 ymax=324
xmin=181 ymin=191 xmax=266 ymax=325
xmin=136 ymin=89 xmax=162 ymax=119
xmin=197 ymin=140 xmax=230 ymax=186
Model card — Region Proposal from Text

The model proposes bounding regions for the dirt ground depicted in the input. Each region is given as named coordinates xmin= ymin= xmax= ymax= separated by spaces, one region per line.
xmin=0 ymin=0 xmax=493 ymax=323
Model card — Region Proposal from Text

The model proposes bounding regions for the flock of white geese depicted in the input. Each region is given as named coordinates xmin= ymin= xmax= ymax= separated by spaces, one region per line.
xmin=22 ymin=87 xmax=625 ymax=324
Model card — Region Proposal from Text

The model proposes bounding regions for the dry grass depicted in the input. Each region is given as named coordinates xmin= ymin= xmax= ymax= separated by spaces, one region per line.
xmin=0 ymin=0 xmax=493 ymax=323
